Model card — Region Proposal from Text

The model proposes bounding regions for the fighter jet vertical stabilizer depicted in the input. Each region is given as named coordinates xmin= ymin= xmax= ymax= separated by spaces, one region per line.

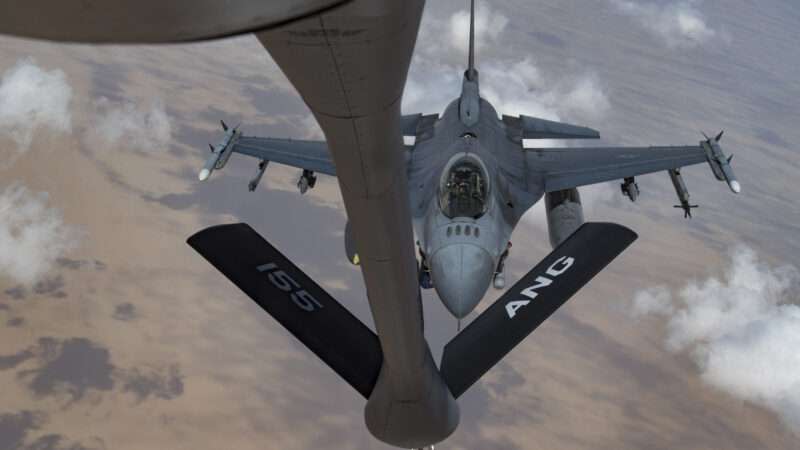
xmin=458 ymin=0 xmax=480 ymax=127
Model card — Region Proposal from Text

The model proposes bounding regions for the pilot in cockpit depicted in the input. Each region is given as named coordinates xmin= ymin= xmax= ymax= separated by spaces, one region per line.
xmin=440 ymin=160 xmax=487 ymax=219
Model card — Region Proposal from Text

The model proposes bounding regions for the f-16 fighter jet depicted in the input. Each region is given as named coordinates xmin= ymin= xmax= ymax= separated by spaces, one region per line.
xmin=0 ymin=0 xmax=739 ymax=448
xmin=196 ymin=7 xmax=738 ymax=321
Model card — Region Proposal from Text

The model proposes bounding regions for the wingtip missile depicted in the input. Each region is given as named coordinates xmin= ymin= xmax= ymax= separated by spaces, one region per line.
xmin=199 ymin=150 xmax=222 ymax=180
xmin=701 ymin=131 xmax=740 ymax=194
xmin=199 ymin=120 xmax=243 ymax=182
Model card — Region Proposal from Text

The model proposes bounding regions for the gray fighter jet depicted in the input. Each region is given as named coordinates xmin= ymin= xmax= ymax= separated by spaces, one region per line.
xmin=196 ymin=3 xmax=738 ymax=323
xmin=0 ymin=1 xmax=739 ymax=448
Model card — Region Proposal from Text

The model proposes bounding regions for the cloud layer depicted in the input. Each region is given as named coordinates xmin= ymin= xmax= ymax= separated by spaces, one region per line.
xmin=0 ymin=184 xmax=79 ymax=285
xmin=633 ymin=247 xmax=800 ymax=431
xmin=0 ymin=58 xmax=172 ymax=286
xmin=405 ymin=3 xmax=609 ymax=123
xmin=0 ymin=59 xmax=72 ymax=161
xmin=447 ymin=5 xmax=509 ymax=55
xmin=610 ymin=0 xmax=724 ymax=48
xmin=94 ymin=98 xmax=173 ymax=152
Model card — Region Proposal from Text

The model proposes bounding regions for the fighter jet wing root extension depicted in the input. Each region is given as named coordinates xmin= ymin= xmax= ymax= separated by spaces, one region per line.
xmin=439 ymin=222 xmax=637 ymax=398
xmin=187 ymin=223 xmax=383 ymax=398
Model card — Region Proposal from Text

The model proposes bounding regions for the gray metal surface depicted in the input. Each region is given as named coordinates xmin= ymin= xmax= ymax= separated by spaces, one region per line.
xmin=530 ymin=145 xmax=710 ymax=192
xmin=0 ymin=0 xmax=348 ymax=43
xmin=255 ymin=1 xmax=458 ymax=447
xmin=234 ymin=136 xmax=336 ymax=176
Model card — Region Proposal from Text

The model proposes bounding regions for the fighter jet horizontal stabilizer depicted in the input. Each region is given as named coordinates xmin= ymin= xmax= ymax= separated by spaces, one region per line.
xmin=187 ymin=223 xmax=383 ymax=398
xmin=439 ymin=222 xmax=637 ymax=398
xmin=503 ymin=115 xmax=600 ymax=141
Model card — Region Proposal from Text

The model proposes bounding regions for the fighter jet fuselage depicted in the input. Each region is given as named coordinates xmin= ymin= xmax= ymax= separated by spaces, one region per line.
xmin=412 ymin=95 xmax=535 ymax=318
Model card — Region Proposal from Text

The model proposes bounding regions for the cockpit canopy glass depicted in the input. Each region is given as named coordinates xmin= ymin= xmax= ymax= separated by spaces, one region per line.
xmin=439 ymin=160 xmax=488 ymax=219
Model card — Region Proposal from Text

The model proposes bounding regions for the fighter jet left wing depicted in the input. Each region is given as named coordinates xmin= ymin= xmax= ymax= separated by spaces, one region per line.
xmin=530 ymin=145 xmax=707 ymax=192
xmin=528 ymin=133 xmax=740 ymax=194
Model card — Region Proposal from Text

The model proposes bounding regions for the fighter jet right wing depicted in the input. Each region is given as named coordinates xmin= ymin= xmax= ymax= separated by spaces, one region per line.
xmin=233 ymin=136 xmax=336 ymax=176
xmin=198 ymin=124 xmax=337 ymax=188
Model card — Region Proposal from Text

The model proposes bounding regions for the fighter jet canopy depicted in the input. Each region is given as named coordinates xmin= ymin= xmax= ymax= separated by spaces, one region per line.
xmin=439 ymin=154 xmax=489 ymax=219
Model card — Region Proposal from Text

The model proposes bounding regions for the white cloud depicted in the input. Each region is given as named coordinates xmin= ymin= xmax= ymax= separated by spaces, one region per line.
xmin=632 ymin=285 xmax=674 ymax=317
xmin=559 ymin=76 xmax=612 ymax=121
xmin=94 ymin=98 xmax=172 ymax=152
xmin=298 ymin=114 xmax=324 ymax=140
xmin=633 ymin=247 xmax=800 ymax=431
xmin=610 ymin=0 xmax=724 ymax=49
xmin=406 ymin=6 xmax=610 ymax=123
xmin=0 ymin=184 xmax=80 ymax=285
xmin=448 ymin=5 xmax=509 ymax=55
xmin=0 ymin=58 xmax=73 ymax=162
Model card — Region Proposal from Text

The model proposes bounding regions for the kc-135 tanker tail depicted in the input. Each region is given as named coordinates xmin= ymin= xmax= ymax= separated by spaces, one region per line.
xmin=440 ymin=222 xmax=637 ymax=397
xmin=188 ymin=223 xmax=383 ymax=398
xmin=188 ymin=222 xmax=636 ymax=401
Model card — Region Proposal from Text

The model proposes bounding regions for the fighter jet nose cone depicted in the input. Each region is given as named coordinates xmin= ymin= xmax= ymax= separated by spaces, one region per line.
xmin=730 ymin=180 xmax=741 ymax=193
xmin=198 ymin=169 xmax=210 ymax=181
xmin=430 ymin=244 xmax=494 ymax=319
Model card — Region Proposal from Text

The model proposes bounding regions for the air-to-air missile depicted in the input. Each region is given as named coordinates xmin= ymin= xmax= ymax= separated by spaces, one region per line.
xmin=248 ymin=160 xmax=270 ymax=192
xmin=668 ymin=168 xmax=698 ymax=218
xmin=198 ymin=120 xmax=241 ymax=181
xmin=702 ymin=131 xmax=741 ymax=194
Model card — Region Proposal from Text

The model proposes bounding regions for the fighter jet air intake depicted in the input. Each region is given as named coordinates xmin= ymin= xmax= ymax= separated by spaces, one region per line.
xmin=0 ymin=0 xmax=742 ymax=449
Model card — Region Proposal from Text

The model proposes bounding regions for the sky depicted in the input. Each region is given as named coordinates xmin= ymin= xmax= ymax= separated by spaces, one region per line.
xmin=0 ymin=0 xmax=799 ymax=449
